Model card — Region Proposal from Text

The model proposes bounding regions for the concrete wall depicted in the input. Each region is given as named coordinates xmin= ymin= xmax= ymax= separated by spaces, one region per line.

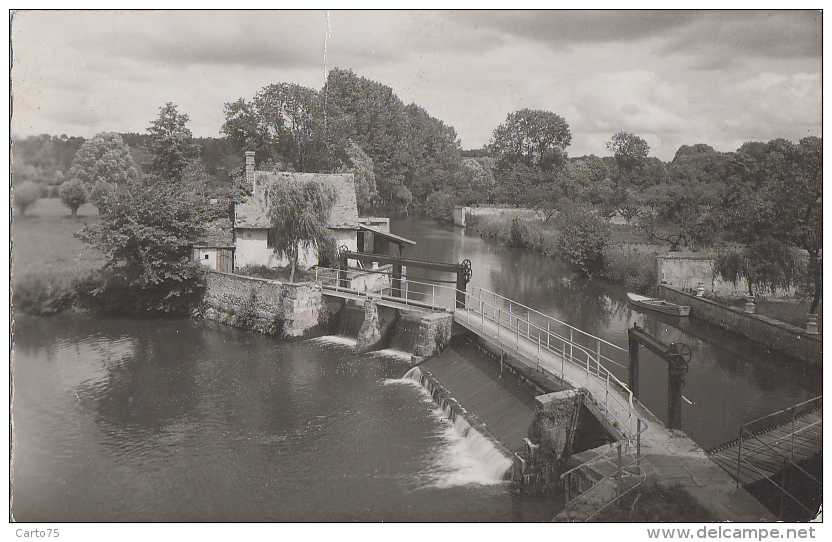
xmin=657 ymin=253 xmax=795 ymax=298
xmin=200 ymin=270 xmax=323 ymax=338
xmin=658 ymin=284 xmax=821 ymax=364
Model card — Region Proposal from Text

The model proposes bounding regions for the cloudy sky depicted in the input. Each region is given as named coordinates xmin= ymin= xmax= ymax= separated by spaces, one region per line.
xmin=11 ymin=9 xmax=822 ymax=160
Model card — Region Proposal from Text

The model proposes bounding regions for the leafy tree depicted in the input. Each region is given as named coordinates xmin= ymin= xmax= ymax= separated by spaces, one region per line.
xmin=556 ymin=204 xmax=610 ymax=276
xmin=67 ymin=132 xmax=139 ymax=186
xmin=220 ymin=98 xmax=274 ymax=163
xmin=522 ymin=178 xmax=562 ymax=222
xmin=489 ymin=109 xmax=572 ymax=170
xmin=266 ymin=180 xmax=336 ymax=283
xmin=146 ymin=102 xmax=198 ymax=181
xmin=715 ymin=238 xmax=799 ymax=296
xmin=59 ymin=178 xmax=89 ymax=216
xmin=13 ymin=180 xmax=41 ymax=216
xmin=76 ymin=177 xmax=209 ymax=314
xmin=719 ymin=137 xmax=822 ymax=312
xmin=342 ymin=139 xmax=377 ymax=211
xmin=88 ymin=179 xmax=116 ymax=212
xmin=424 ymin=191 xmax=456 ymax=223
xmin=606 ymin=132 xmax=649 ymax=179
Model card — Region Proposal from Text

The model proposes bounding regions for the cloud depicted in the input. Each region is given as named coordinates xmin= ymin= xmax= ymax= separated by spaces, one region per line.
xmin=10 ymin=10 xmax=823 ymax=162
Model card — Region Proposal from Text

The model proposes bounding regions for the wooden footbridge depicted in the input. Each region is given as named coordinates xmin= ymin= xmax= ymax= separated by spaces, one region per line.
xmin=316 ymin=262 xmax=638 ymax=439
xmin=706 ymin=396 xmax=822 ymax=518
xmin=315 ymin=261 xmax=785 ymax=521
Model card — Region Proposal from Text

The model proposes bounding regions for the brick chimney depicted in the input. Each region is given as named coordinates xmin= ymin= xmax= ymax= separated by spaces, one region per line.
xmin=245 ymin=151 xmax=256 ymax=192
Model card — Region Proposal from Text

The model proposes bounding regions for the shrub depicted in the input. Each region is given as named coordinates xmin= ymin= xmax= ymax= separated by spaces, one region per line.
xmin=74 ymin=264 xmax=205 ymax=315
xmin=715 ymin=238 xmax=799 ymax=296
xmin=556 ymin=205 xmax=610 ymax=276
xmin=13 ymin=181 xmax=41 ymax=217
xmin=59 ymin=178 xmax=89 ymax=216
xmin=13 ymin=273 xmax=76 ymax=315
xmin=603 ymin=246 xmax=657 ymax=293
xmin=424 ymin=191 xmax=456 ymax=223
xmin=508 ymin=217 xmax=528 ymax=248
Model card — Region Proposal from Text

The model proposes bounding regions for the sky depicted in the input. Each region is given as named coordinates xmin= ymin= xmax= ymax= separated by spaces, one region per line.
xmin=10 ymin=9 xmax=822 ymax=161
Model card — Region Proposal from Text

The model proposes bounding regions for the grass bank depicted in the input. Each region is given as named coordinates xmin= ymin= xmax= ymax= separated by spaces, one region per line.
xmin=12 ymin=199 xmax=104 ymax=315
xmin=466 ymin=214 xmax=658 ymax=293
xmin=12 ymin=199 xmax=104 ymax=278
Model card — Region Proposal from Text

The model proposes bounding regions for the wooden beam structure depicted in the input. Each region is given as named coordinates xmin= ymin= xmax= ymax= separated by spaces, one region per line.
xmin=628 ymin=324 xmax=688 ymax=431
xmin=339 ymin=251 xmax=471 ymax=308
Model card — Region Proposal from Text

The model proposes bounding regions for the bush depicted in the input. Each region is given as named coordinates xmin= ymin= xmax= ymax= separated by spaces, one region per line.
xmin=556 ymin=205 xmax=610 ymax=276
xmin=13 ymin=273 xmax=77 ymax=315
xmin=74 ymin=264 xmax=206 ymax=315
xmin=602 ymin=246 xmax=657 ymax=293
xmin=424 ymin=191 xmax=456 ymax=223
xmin=508 ymin=217 xmax=528 ymax=247
xmin=59 ymin=178 xmax=89 ymax=216
xmin=13 ymin=181 xmax=41 ymax=217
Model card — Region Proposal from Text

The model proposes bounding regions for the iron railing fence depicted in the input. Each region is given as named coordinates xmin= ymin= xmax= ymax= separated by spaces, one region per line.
xmin=314 ymin=267 xmax=639 ymax=438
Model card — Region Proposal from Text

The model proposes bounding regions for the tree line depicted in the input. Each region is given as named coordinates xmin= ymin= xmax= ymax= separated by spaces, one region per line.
xmin=12 ymin=68 xmax=822 ymax=314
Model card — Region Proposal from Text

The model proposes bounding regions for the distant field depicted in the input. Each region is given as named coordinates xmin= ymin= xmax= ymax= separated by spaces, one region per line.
xmin=11 ymin=198 xmax=105 ymax=279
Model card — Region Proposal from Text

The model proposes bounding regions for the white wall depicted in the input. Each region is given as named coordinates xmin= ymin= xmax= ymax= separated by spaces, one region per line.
xmin=193 ymin=248 xmax=218 ymax=270
xmin=235 ymin=228 xmax=357 ymax=270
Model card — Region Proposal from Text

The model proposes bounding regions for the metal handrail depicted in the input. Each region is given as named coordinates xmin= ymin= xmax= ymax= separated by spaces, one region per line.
xmin=314 ymin=267 xmax=641 ymax=437
xmin=560 ymin=429 xmax=648 ymax=522
xmin=741 ymin=396 xmax=822 ymax=436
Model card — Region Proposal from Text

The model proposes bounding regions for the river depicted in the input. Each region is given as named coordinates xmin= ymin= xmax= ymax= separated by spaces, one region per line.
xmin=391 ymin=218 xmax=821 ymax=450
xmin=11 ymin=218 xmax=821 ymax=521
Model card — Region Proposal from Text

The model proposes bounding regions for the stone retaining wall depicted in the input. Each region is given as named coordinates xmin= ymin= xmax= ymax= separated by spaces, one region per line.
xmin=200 ymin=270 xmax=323 ymax=338
xmin=658 ymin=284 xmax=821 ymax=364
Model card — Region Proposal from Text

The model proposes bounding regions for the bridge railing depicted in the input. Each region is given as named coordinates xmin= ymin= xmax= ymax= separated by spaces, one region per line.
xmin=314 ymin=268 xmax=637 ymax=437
xmin=457 ymin=287 xmax=635 ymax=438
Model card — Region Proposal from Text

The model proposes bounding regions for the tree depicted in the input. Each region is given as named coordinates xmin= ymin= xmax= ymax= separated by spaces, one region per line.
xmin=715 ymin=238 xmax=798 ymax=297
xmin=556 ymin=204 xmax=610 ymax=276
xmin=76 ymin=177 xmax=209 ymax=314
xmin=342 ymin=139 xmax=377 ymax=211
xmin=490 ymin=109 xmax=572 ymax=170
xmin=13 ymin=180 xmax=41 ymax=216
xmin=88 ymin=179 xmax=116 ymax=212
xmin=719 ymin=137 xmax=822 ymax=312
xmin=146 ymin=102 xmax=198 ymax=181
xmin=67 ymin=132 xmax=139 ymax=186
xmin=606 ymin=132 xmax=649 ymax=180
xmin=266 ymin=180 xmax=336 ymax=283
xmin=59 ymin=178 xmax=89 ymax=216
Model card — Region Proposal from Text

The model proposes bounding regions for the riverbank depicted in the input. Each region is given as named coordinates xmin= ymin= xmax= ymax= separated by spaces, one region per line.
xmin=465 ymin=214 xmax=658 ymax=293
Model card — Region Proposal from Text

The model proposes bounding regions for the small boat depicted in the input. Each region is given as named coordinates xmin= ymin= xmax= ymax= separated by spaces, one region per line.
xmin=627 ymin=293 xmax=690 ymax=317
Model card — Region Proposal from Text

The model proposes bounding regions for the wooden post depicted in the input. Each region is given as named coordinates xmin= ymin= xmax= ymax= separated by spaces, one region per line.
xmin=455 ymin=264 xmax=467 ymax=309
xmin=628 ymin=327 xmax=640 ymax=400
xmin=668 ymin=367 xmax=682 ymax=431
xmin=392 ymin=264 xmax=402 ymax=298
xmin=616 ymin=444 xmax=623 ymax=502
xmin=338 ymin=251 xmax=348 ymax=289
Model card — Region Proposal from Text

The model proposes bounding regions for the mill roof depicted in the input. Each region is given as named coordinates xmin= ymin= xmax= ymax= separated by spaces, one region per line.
xmin=234 ymin=172 xmax=359 ymax=230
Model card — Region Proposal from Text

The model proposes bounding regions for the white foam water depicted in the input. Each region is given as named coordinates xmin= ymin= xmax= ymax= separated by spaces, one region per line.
xmin=307 ymin=335 xmax=358 ymax=348
xmin=368 ymin=348 xmax=413 ymax=362
xmin=385 ymin=368 xmax=513 ymax=488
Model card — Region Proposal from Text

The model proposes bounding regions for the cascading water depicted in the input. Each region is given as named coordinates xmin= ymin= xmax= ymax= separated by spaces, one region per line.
xmin=388 ymin=318 xmax=421 ymax=354
xmin=386 ymin=367 xmax=514 ymax=487
xmin=337 ymin=304 xmax=366 ymax=338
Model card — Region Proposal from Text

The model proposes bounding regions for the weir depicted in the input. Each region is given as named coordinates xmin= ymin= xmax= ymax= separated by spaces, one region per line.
xmin=318 ymin=268 xmax=779 ymax=521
